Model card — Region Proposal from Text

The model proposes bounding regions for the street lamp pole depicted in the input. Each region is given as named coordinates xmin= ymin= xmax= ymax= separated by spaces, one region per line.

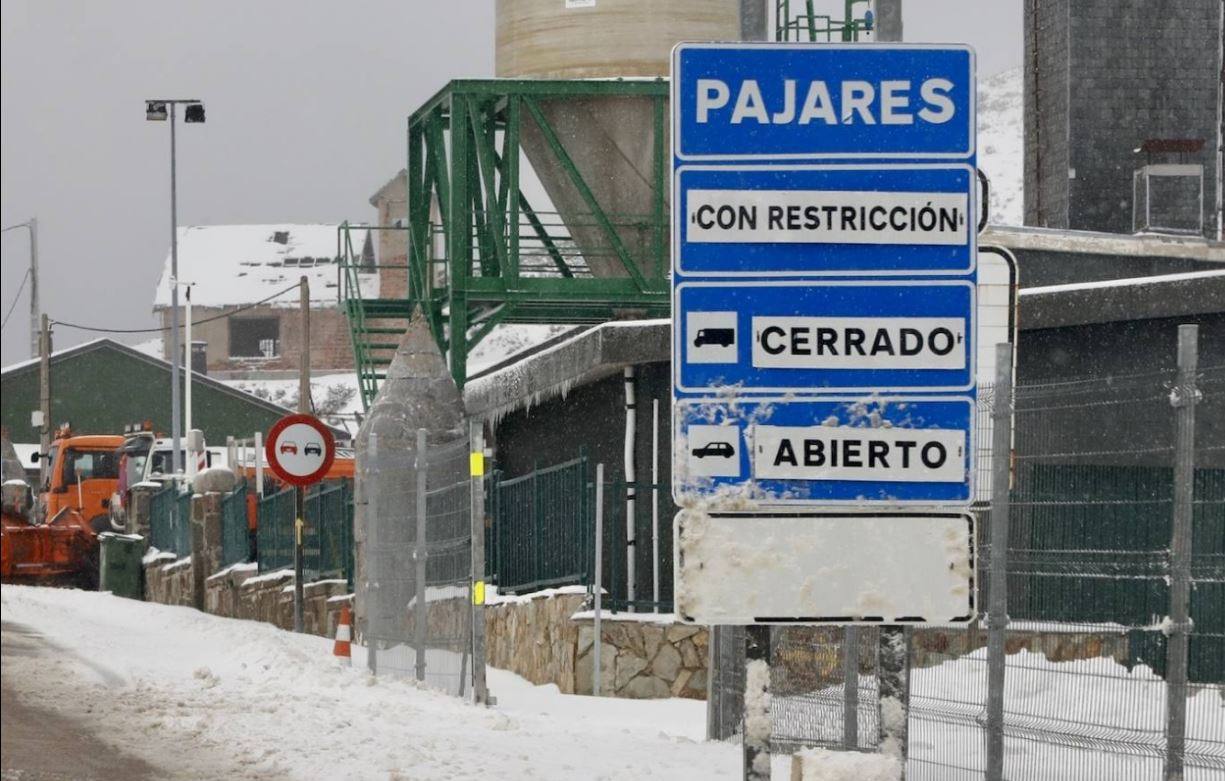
xmin=169 ymin=100 xmax=182 ymax=478
xmin=147 ymin=98 xmax=203 ymax=479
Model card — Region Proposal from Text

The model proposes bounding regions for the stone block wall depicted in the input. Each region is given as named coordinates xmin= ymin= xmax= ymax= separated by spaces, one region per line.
xmin=574 ymin=619 xmax=708 ymax=700
xmin=486 ymin=591 xmax=587 ymax=693
xmin=144 ymin=555 xmax=195 ymax=607
xmin=140 ymin=491 xmax=353 ymax=641
xmin=484 ymin=590 xmax=709 ymax=700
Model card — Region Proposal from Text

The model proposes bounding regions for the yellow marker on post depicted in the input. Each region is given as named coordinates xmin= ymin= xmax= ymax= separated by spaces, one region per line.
xmin=295 ymin=517 xmax=304 ymax=545
xmin=472 ymin=579 xmax=486 ymax=605
xmin=470 ymin=451 xmax=485 ymax=477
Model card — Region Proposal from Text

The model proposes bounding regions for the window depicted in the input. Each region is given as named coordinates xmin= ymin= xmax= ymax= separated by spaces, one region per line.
xmin=61 ymin=448 xmax=120 ymax=485
xmin=229 ymin=317 xmax=280 ymax=358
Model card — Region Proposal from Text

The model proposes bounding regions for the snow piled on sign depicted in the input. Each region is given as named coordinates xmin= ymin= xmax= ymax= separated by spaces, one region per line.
xmin=151 ymin=224 xmax=377 ymax=310
xmin=977 ymin=67 xmax=1023 ymax=226
xmin=674 ymin=511 xmax=972 ymax=624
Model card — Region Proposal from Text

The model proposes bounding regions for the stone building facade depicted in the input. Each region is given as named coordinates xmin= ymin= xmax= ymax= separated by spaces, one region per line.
xmin=369 ymin=171 xmax=408 ymax=300
xmin=152 ymin=224 xmax=376 ymax=375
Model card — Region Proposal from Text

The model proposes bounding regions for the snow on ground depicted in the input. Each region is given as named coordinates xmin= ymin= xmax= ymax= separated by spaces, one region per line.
xmin=978 ymin=67 xmax=1023 ymax=226
xmin=0 ymin=586 xmax=785 ymax=780
xmin=224 ymin=372 xmax=363 ymax=415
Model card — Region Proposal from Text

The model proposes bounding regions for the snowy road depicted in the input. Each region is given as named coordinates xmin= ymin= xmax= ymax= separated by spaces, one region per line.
xmin=0 ymin=586 xmax=776 ymax=780
xmin=2 ymin=621 xmax=160 ymax=781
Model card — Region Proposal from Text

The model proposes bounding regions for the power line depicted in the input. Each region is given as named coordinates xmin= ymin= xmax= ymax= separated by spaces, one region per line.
xmin=0 ymin=268 xmax=31 ymax=330
xmin=50 ymin=282 xmax=302 ymax=334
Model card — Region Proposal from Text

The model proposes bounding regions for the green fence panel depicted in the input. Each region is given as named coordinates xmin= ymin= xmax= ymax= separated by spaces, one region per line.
xmin=148 ymin=484 xmax=192 ymax=557
xmin=492 ymin=456 xmax=589 ymax=594
xmin=306 ymin=480 xmax=353 ymax=584
xmin=257 ymin=488 xmax=295 ymax=572
xmin=1011 ymin=463 xmax=1224 ymax=683
xmin=220 ymin=481 xmax=250 ymax=568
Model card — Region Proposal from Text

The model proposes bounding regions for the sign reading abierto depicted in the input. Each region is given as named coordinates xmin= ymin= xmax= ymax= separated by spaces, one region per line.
xmin=671 ymin=42 xmax=979 ymax=625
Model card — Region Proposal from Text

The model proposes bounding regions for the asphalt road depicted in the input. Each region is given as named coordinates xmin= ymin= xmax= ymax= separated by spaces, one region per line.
xmin=1 ymin=620 xmax=159 ymax=781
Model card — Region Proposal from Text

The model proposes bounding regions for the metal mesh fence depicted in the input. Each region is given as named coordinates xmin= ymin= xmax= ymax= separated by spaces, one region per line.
xmin=707 ymin=362 xmax=1225 ymax=780
xmin=490 ymin=454 xmax=590 ymax=594
xmin=148 ymin=484 xmax=191 ymax=556
xmin=257 ymin=488 xmax=295 ymax=572
xmin=219 ymin=480 xmax=249 ymax=568
xmin=364 ymin=432 xmax=474 ymax=698
xmin=305 ymin=481 xmax=354 ymax=584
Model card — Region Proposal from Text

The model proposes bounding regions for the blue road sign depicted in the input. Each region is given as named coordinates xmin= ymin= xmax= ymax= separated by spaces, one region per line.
xmin=672 ymin=43 xmax=975 ymax=161
xmin=674 ymin=396 xmax=974 ymax=505
xmin=675 ymin=280 xmax=975 ymax=394
xmin=674 ymin=164 xmax=977 ymax=276
xmin=670 ymin=43 xmax=979 ymax=508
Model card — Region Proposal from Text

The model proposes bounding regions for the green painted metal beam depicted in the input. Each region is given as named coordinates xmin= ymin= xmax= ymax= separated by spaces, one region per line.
xmin=398 ymin=78 xmax=670 ymax=391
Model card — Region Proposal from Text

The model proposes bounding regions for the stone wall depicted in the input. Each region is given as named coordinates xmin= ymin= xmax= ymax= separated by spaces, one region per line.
xmin=144 ymin=553 xmax=195 ymax=607
xmin=139 ymin=491 xmax=353 ymax=641
xmin=484 ymin=590 xmax=708 ymax=700
xmin=575 ymin=619 xmax=708 ymax=700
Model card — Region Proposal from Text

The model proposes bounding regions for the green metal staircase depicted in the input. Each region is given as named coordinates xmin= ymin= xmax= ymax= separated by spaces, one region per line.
xmin=339 ymin=226 xmax=413 ymax=410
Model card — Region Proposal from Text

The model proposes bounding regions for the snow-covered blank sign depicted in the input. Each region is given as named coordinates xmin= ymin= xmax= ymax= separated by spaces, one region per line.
xmin=674 ymin=511 xmax=974 ymax=625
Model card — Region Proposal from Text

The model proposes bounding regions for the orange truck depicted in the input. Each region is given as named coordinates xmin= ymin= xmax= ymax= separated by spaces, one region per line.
xmin=1 ymin=427 xmax=122 ymax=587
xmin=37 ymin=427 xmax=125 ymax=534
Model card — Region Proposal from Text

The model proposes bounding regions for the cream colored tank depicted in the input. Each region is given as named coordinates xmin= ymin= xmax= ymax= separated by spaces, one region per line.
xmin=496 ymin=0 xmax=741 ymax=79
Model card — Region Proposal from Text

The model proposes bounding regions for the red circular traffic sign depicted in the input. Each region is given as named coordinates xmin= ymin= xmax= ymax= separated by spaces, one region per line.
xmin=264 ymin=414 xmax=336 ymax=487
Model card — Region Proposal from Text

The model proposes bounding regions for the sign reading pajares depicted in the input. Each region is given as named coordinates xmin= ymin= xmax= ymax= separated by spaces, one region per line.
xmin=673 ymin=44 xmax=975 ymax=160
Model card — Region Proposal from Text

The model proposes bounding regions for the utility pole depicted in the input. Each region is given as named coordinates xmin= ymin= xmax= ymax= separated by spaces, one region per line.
xmin=293 ymin=276 xmax=310 ymax=632
xmin=28 ymin=218 xmax=39 ymax=359
xmin=38 ymin=314 xmax=51 ymax=494
xmin=0 ymin=218 xmax=39 ymax=359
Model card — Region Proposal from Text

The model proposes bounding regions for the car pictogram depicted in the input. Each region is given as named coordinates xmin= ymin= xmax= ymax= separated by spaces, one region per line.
xmin=304 ymin=442 xmax=323 ymax=456
xmin=279 ymin=441 xmax=298 ymax=455
xmin=692 ymin=441 xmax=735 ymax=459
xmin=694 ymin=327 xmax=735 ymax=348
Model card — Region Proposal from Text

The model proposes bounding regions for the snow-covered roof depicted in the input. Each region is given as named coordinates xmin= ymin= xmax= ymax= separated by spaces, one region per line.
xmin=152 ymin=224 xmax=377 ymax=310
xmin=1 ymin=337 xmax=111 ymax=375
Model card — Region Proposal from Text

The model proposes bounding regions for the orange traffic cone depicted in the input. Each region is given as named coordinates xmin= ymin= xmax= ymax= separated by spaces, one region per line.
xmin=333 ymin=604 xmax=352 ymax=666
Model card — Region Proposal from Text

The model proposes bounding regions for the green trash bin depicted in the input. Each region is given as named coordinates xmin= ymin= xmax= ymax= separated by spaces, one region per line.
xmin=98 ymin=532 xmax=145 ymax=600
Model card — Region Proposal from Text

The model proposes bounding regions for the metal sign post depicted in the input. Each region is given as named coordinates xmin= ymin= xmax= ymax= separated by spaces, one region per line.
xmin=671 ymin=43 xmax=980 ymax=778
xmin=264 ymin=413 xmax=337 ymax=634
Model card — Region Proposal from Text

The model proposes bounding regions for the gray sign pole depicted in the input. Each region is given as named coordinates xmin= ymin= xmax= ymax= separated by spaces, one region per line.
xmin=414 ymin=428 xmax=428 ymax=683
xmin=985 ymin=341 xmax=1015 ymax=781
xmin=1165 ymin=324 xmax=1199 ymax=781
xmin=292 ymin=277 xmax=310 ymax=634
xmin=842 ymin=626 xmax=860 ymax=750
xmin=469 ymin=418 xmax=489 ymax=706
xmin=743 ymin=625 xmax=772 ymax=780
xmin=878 ymin=626 xmax=911 ymax=774
xmin=592 ymin=463 xmax=604 ymax=697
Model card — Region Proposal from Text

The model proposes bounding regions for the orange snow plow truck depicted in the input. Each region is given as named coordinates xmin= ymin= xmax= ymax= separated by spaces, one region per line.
xmin=1 ymin=426 xmax=123 ymax=587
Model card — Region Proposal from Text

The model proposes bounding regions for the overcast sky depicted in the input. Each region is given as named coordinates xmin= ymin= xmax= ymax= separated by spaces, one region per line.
xmin=1 ymin=0 xmax=1021 ymax=366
